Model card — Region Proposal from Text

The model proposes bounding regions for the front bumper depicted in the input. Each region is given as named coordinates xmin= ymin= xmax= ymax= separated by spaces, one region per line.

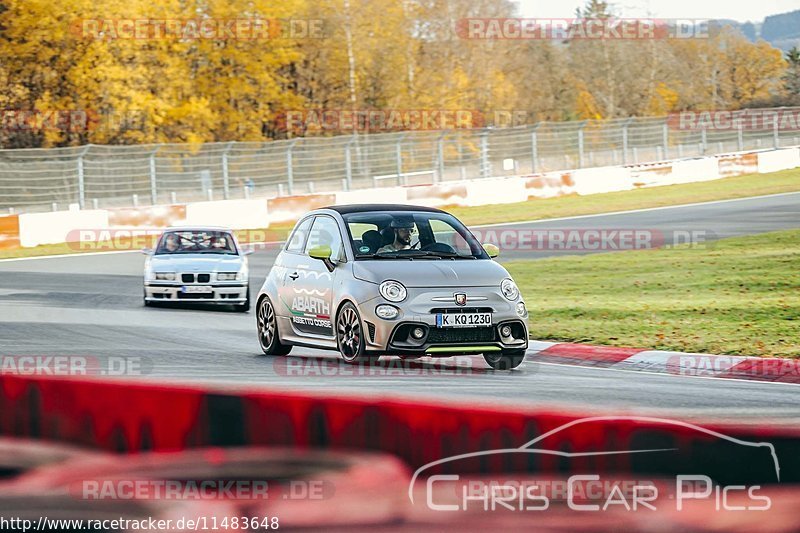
xmin=144 ymin=282 xmax=248 ymax=304
xmin=358 ymin=287 xmax=528 ymax=355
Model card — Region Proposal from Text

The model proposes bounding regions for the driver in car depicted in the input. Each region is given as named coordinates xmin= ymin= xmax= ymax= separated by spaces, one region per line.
xmin=378 ymin=218 xmax=416 ymax=253
xmin=163 ymin=233 xmax=181 ymax=252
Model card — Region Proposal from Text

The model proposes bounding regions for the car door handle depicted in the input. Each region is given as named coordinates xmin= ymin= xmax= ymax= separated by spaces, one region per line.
xmin=288 ymin=272 xmax=299 ymax=281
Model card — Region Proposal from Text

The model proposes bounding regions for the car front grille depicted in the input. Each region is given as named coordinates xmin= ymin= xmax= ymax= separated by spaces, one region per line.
xmin=427 ymin=327 xmax=496 ymax=344
xmin=430 ymin=307 xmax=494 ymax=314
xmin=181 ymin=273 xmax=211 ymax=283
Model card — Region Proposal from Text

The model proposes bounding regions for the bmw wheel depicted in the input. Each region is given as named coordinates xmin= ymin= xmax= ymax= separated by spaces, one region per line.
xmin=336 ymin=302 xmax=373 ymax=364
xmin=483 ymin=349 xmax=525 ymax=370
xmin=257 ymin=297 xmax=292 ymax=356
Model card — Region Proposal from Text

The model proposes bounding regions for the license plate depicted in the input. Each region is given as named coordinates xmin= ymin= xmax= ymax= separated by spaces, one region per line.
xmin=436 ymin=312 xmax=492 ymax=328
xmin=181 ymin=285 xmax=213 ymax=294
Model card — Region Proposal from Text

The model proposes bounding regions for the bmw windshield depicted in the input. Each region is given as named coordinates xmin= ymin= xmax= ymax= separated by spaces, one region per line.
xmin=342 ymin=211 xmax=488 ymax=260
xmin=155 ymin=230 xmax=238 ymax=255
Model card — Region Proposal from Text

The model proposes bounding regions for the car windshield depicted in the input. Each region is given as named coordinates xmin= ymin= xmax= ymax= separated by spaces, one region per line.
xmin=342 ymin=211 xmax=488 ymax=260
xmin=155 ymin=230 xmax=237 ymax=255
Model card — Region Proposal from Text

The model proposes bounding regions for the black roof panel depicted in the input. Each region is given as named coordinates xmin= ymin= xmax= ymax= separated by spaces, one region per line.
xmin=324 ymin=204 xmax=447 ymax=215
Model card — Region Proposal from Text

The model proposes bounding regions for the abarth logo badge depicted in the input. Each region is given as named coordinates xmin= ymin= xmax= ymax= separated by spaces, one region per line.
xmin=455 ymin=293 xmax=467 ymax=306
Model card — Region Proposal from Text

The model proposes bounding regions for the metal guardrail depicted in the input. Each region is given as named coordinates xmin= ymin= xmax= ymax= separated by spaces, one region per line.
xmin=1 ymin=110 xmax=799 ymax=213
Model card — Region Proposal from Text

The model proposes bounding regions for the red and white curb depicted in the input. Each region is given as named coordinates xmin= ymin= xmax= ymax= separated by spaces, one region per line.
xmin=525 ymin=341 xmax=800 ymax=384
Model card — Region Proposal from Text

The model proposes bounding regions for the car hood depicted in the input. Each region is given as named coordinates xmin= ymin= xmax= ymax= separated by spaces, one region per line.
xmin=148 ymin=254 xmax=244 ymax=272
xmin=352 ymin=259 xmax=510 ymax=287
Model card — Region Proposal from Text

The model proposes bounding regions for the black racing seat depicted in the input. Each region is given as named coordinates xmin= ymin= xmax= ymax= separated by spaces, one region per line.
xmin=361 ymin=230 xmax=384 ymax=253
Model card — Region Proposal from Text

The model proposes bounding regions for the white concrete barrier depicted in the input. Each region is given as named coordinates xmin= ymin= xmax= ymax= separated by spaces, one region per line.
xmin=463 ymin=176 xmax=527 ymax=206
xmin=10 ymin=145 xmax=799 ymax=249
xmin=184 ymin=199 xmax=269 ymax=230
xmin=757 ymin=147 xmax=800 ymax=174
xmin=569 ymin=166 xmax=633 ymax=195
xmin=668 ymin=158 xmax=721 ymax=184
xmin=335 ymin=187 xmax=408 ymax=206
xmin=19 ymin=210 xmax=109 ymax=248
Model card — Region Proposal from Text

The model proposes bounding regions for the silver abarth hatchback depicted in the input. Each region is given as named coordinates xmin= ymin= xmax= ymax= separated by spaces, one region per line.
xmin=256 ymin=205 xmax=529 ymax=369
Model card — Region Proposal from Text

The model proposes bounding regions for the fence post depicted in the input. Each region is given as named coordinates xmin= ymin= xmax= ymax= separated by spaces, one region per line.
xmin=662 ymin=122 xmax=669 ymax=160
xmin=76 ymin=145 xmax=90 ymax=209
xmin=149 ymin=148 xmax=158 ymax=205
xmin=577 ymin=122 xmax=586 ymax=168
xmin=737 ymin=121 xmax=744 ymax=152
xmin=221 ymin=141 xmax=234 ymax=200
xmin=622 ymin=119 xmax=633 ymax=165
xmin=436 ymin=132 xmax=446 ymax=183
xmin=701 ymin=126 xmax=708 ymax=155
xmin=395 ymin=134 xmax=407 ymax=186
xmin=479 ymin=130 xmax=490 ymax=179
xmin=773 ymin=117 xmax=780 ymax=149
xmin=287 ymin=139 xmax=299 ymax=195
xmin=344 ymin=136 xmax=355 ymax=191
xmin=531 ymin=123 xmax=540 ymax=173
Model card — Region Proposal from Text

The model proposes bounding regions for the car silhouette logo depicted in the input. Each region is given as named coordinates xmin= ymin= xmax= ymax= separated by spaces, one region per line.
xmin=455 ymin=293 xmax=467 ymax=306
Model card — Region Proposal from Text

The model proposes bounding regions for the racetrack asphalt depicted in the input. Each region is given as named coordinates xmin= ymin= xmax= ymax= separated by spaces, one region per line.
xmin=1 ymin=192 xmax=799 ymax=423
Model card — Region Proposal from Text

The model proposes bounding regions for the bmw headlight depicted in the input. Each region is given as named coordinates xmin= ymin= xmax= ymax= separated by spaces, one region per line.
xmin=379 ymin=280 xmax=407 ymax=302
xmin=501 ymin=278 xmax=519 ymax=301
xmin=154 ymin=272 xmax=176 ymax=281
xmin=217 ymin=272 xmax=240 ymax=281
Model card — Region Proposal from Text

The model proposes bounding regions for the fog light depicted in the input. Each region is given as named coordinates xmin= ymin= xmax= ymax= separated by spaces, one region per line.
xmin=376 ymin=304 xmax=399 ymax=319
xmin=500 ymin=325 xmax=513 ymax=338
xmin=516 ymin=302 xmax=527 ymax=317
xmin=411 ymin=327 xmax=426 ymax=339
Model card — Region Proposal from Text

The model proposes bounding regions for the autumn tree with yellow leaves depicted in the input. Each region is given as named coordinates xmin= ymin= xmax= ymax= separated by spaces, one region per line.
xmin=0 ymin=0 xmax=793 ymax=147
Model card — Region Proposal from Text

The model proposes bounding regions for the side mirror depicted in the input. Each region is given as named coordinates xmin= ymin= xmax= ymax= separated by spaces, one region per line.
xmin=141 ymin=248 xmax=153 ymax=255
xmin=308 ymin=245 xmax=335 ymax=272
xmin=308 ymin=245 xmax=332 ymax=260
xmin=242 ymin=247 xmax=255 ymax=256
xmin=483 ymin=243 xmax=499 ymax=258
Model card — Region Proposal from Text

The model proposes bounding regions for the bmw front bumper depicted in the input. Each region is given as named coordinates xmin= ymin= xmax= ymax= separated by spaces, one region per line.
xmin=144 ymin=282 xmax=248 ymax=304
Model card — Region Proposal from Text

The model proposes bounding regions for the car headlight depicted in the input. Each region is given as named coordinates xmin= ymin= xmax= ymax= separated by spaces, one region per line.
xmin=379 ymin=280 xmax=407 ymax=302
xmin=375 ymin=304 xmax=399 ymax=319
xmin=516 ymin=301 xmax=527 ymax=318
xmin=217 ymin=272 xmax=240 ymax=281
xmin=501 ymin=278 xmax=519 ymax=301
xmin=154 ymin=272 xmax=176 ymax=281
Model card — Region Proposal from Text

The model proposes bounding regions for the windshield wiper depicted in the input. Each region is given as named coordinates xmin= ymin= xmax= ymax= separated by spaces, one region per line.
xmin=366 ymin=251 xmax=441 ymax=259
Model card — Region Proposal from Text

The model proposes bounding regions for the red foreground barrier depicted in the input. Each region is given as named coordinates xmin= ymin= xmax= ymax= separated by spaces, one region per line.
xmin=0 ymin=374 xmax=798 ymax=484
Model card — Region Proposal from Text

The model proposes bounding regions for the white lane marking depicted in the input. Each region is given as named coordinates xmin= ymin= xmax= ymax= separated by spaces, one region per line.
xmin=534 ymin=360 xmax=800 ymax=388
xmin=472 ymin=190 xmax=800 ymax=229
xmin=0 ymin=250 xmax=139 ymax=263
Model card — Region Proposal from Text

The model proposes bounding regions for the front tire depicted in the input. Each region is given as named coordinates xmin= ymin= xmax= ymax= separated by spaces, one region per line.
xmin=257 ymin=296 xmax=292 ymax=356
xmin=483 ymin=349 xmax=526 ymax=370
xmin=336 ymin=302 xmax=374 ymax=364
